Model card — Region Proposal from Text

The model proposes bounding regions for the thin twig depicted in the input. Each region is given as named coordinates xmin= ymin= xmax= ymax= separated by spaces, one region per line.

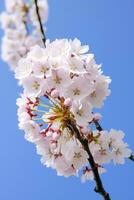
xmin=65 ymin=119 xmax=111 ymax=200
xmin=94 ymin=120 xmax=103 ymax=132
xmin=34 ymin=0 xmax=46 ymax=47
xmin=93 ymin=120 xmax=134 ymax=162
xmin=129 ymin=154 xmax=134 ymax=161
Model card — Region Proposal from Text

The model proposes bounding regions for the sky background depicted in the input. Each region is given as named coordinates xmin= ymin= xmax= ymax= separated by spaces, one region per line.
xmin=0 ymin=0 xmax=134 ymax=199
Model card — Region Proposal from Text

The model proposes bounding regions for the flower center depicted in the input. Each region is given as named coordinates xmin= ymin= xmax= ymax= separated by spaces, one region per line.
xmin=41 ymin=66 xmax=49 ymax=73
xmin=32 ymin=81 xmax=40 ymax=90
xmin=74 ymin=152 xmax=82 ymax=159
xmin=54 ymin=76 xmax=62 ymax=84
xmin=76 ymin=109 xmax=83 ymax=116
xmin=73 ymin=88 xmax=80 ymax=95
xmin=91 ymin=91 xmax=97 ymax=98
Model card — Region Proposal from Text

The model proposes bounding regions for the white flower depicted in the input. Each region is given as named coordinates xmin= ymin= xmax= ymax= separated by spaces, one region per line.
xmin=5 ymin=0 xmax=24 ymax=13
xmin=48 ymin=56 xmax=67 ymax=69
xmin=112 ymin=143 xmax=131 ymax=164
xmin=45 ymin=39 xmax=70 ymax=57
xmin=71 ymin=100 xmax=93 ymax=127
xmin=106 ymin=129 xmax=125 ymax=148
xmin=20 ymin=120 xmax=41 ymax=143
xmin=32 ymin=60 xmax=50 ymax=78
xmin=69 ymin=38 xmax=89 ymax=55
xmin=0 ymin=12 xmax=20 ymax=29
xmin=87 ymin=75 xmax=111 ymax=108
xmin=67 ymin=55 xmax=86 ymax=73
xmin=62 ymin=140 xmax=89 ymax=170
xmin=18 ymin=112 xmax=31 ymax=127
xmin=94 ymin=149 xmax=111 ymax=165
xmin=54 ymin=156 xmax=77 ymax=177
xmin=65 ymin=76 xmax=93 ymax=101
xmin=72 ymin=147 xmax=89 ymax=169
xmin=81 ymin=167 xmax=106 ymax=183
xmin=84 ymin=55 xmax=101 ymax=82
xmin=15 ymin=58 xmax=33 ymax=79
xmin=21 ymin=76 xmax=47 ymax=97
xmin=36 ymin=137 xmax=51 ymax=155
xmin=41 ymin=149 xmax=54 ymax=168
xmin=48 ymin=67 xmax=72 ymax=93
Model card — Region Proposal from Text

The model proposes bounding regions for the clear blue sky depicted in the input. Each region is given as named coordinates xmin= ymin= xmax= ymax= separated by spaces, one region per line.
xmin=0 ymin=0 xmax=134 ymax=199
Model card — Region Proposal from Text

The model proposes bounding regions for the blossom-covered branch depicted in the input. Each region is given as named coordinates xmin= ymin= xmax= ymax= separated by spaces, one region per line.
xmin=1 ymin=1 xmax=133 ymax=199
xmin=15 ymin=39 xmax=132 ymax=200
xmin=0 ymin=0 xmax=48 ymax=70
xmin=34 ymin=0 xmax=46 ymax=46
xmin=65 ymin=119 xmax=111 ymax=200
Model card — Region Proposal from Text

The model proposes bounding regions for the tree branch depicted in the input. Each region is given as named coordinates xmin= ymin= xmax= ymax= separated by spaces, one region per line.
xmin=34 ymin=0 xmax=46 ymax=47
xmin=129 ymin=154 xmax=134 ymax=161
xmin=94 ymin=120 xmax=103 ymax=132
xmin=93 ymin=120 xmax=134 ymax=163
xmin=65 ymin=119 xmax=111 ymax=200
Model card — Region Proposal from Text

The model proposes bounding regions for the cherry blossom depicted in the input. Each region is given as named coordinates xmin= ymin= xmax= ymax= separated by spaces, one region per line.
xmin=0 ymin=0 xmax=48 ymax=70
xmin=1 ymin=1 xmax=133 ymax=199
xmin=81 ymin=166 xmax=106 ymax=183
xmin=15 ymin=38 xmax=131 ymax=182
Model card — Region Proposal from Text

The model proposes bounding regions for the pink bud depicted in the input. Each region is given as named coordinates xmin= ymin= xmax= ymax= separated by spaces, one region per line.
xmin=93 ymin=113 xmax=102 ymax=121
xmin=51 ymin=89 xmax=59 ymax=98
xmin=64 ymin=98 xmax=72 ymax=107
xmin=46 ymin=131 xmax=53 ymax=137
xmin=53 ymin=132 xmax=60 ymax=140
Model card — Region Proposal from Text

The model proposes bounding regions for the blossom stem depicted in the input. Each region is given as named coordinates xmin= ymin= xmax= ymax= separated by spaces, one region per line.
xmin=65 ymin=119 xmax=111 ymax=200
xmin=128 ymin=154 xmax=134 ymax=161
xmin=39 ymin=103 xmax=51 ymax=108
xmin=32 ymin=109 xmax=47 ymax=113
xmin=34 ymin=0 xmax=46 ymax=47
xmin=93 ymin=120 xmax=134 ymax=162
xmin=93 ymin=120 xmax=103 ymax=131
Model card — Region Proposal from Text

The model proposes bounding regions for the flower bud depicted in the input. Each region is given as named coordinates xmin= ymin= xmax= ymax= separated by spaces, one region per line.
xmin=93 ymin=113 xmax=102 ymax=121
xmin=64 ymin=98 xmax=72 ymax=107
xmin=51 ymin=89 xmax=59 ymax=98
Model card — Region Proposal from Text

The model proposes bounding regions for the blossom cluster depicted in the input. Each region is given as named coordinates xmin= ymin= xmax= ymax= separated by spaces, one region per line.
xmin=0 ymin=0 xmax=48 ymax=70
xmin=15 ymin=38 xmax=131 ymax=182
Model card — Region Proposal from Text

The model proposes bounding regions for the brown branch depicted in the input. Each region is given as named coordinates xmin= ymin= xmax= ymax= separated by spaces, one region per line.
xmin=65 ymin=119 xmax=111 ymax=200
xmin=129 ymin=154 xmax=134 ymax=162
xmin=94 ymin=120 xmax=103 ymax=132
xmin=93 ymin=120 xmax=134 ymax=163
xmin=34 ymin=0 xmax=46 ymax=47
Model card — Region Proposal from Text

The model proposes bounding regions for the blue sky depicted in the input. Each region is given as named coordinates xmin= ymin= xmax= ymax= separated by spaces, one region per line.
xmin=0 ymin=0 xmax=134 ymax=199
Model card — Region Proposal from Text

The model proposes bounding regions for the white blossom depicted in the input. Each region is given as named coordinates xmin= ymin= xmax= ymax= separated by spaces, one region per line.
xmin=21 ymin=76 xmax=47 ymax=97
xmin=0 ymin=0 xmax=48 ymax=70
xmin=15 ymin=38 xmax=132 ymax=182
xmin=81 ymin=167 xmax=106 ymax=183
xmin=20 ymin=120 xmax=41 ymax=143
xmin=71 ymin=100 xmax=93 ymax=127
xmin=65 ymin=75 xmax=93 ymax=101
xmin=15 ymin=58 xmax=33 ymax=79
